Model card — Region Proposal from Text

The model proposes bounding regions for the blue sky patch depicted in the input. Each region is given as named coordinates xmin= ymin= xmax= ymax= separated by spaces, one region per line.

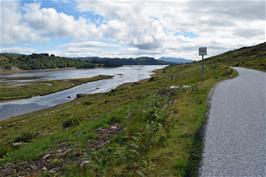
xmin=175 ymin=31 xmax=197 ymax=38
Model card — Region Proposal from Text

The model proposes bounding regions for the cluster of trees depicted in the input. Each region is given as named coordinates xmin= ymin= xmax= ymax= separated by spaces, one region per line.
xmin=0 ymin=53 xmax=95 ymax=70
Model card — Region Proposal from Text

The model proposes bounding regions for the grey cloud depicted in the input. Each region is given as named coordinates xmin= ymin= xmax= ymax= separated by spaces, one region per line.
xmin=199 ymin=18 xmax=235 ymax=27
xmin=133 ymin=42 xmax=160 ymax=50
xmin=0 ymin=47 xmax=35 ymax=54
xmin=186 ymin=1 xmax=265 ymax=21
xmin=127 ymin=49 xmax=162 ymax=56
xmin=2 ymin=0 xmax=265 ymax=59
xmin=234 ymin=28 xmax=264 ymax=38
xmin=61 ymin=41 xmax=121 ymax=49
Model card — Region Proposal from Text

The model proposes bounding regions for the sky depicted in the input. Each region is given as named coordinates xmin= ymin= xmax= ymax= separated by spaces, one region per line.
xmin=1 ymin=0 xmax=265 ymax=60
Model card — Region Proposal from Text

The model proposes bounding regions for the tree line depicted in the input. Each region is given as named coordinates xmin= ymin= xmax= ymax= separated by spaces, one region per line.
xmin=0 ymin=53 xmax=96 ymax=70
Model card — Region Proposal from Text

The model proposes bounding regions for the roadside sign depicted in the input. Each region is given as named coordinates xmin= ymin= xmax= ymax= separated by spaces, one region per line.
xmin=199 ymin=47 xmax=207 ymax=56
xmin=199 ymin=47 xmax=207 ymax=81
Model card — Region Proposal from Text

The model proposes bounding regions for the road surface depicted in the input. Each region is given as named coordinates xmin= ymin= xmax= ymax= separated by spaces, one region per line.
xmin=200 ymin=67 xmax=266 ymax=177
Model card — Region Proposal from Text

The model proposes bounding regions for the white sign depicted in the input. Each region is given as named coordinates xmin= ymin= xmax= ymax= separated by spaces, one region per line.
xmin=199 ymin=47 xmax=207 ymax=56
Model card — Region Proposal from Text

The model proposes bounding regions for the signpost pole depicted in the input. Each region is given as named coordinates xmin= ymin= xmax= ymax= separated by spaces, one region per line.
xmin=199 ymin=47 xmax=207 ymax=81
xmin=201 ymin=54 xmax=204 ymax=80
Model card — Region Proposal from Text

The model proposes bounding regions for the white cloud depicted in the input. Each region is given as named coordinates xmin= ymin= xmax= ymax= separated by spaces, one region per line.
xmin=1 ymin=1 xmax=44 ymax=44
xmin=0 ymin=47 xmax=35 ymax=54
xmin=76 ymin=0 xmax=265 ymax=59
xmin=23 ymin=3 xmax=100 ymax=40
xmin=60 ymin=40 xmax=126 ymax=57
xmin=1 ymin=0 xmax=265 ymax=59
xmin=1 ymin=1 xmax=101 ymax=45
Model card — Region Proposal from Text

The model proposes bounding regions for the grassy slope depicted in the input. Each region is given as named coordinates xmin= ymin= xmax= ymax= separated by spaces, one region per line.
xmin=205 ymin=42 xmax=266 ymax=71
xmin=0 ymin=62 xmax=236 ymax=176
xmin=0 ymin=42 xmax=264 ymax=176
xmin=0 ymin=75 xmax=112 ymax=101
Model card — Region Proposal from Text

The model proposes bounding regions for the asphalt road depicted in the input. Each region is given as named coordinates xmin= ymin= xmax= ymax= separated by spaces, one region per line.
xmin=200 ymin=67 xmax=266 ymax=177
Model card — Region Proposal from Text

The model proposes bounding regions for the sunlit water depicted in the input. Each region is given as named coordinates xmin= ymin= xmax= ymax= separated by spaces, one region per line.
xmin=0 ymin=65 xmax=166 ymax=120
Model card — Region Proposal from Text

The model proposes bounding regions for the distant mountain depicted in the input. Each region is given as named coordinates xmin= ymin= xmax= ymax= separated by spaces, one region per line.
xmin=0 ymin=53 xmax=188 ymax=72
xmin=76 ymin=57 xmax=172 ymax=67
xmin=159 ymin=57 xmax=193 ymax=64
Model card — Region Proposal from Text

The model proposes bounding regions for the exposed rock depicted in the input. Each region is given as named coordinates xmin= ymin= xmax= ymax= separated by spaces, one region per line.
xmin=56 ymin=149 xmax=64 ymax=153
xmin=56 ymin=148 xmax=73 ymax=158
xmin=30 ymin=165 xmax=37 ymax=170
xmin=12 ymin=142 xmax=25 ymax=147
xmin=1 ymin=166 xmax=13 ymax=175
xmin=170 ymin=85 xmax=191 ymax=89
xmin=88 ymin=123 xmax=122 ymax=149
xmin=111 ymin=123 xmax=119 ymax=129
xmin=80 ymin=160 xmax=90 ymax=169
xmin=170 ymin=85 xmax=180 ymax=89
xmin=71 ymin=149 xmax=82 ymax=157
xmin=77 ymin=93 xmax=86 ymax=98
xmin=42 ymin=154 xmax=51 ymax=160
xmin=49 ymin=167 xmax=59 ymax=173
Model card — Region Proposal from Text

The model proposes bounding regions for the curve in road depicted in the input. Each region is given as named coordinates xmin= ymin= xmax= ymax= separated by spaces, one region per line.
xmin=200 ymin=67 xmax=266 ymax=177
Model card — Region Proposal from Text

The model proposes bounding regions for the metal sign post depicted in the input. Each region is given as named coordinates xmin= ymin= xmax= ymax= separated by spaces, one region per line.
xmin=199 ymin=47 xmax=207 ymax=80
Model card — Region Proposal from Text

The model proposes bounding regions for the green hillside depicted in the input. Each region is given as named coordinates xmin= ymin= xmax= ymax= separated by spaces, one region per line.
xmin=0 ymin=53 xmax=96 ymax=70
xmin=205 ymin=42 xmax=266 ymax=71
xmin=0 ymin=63 xmax=235 ymax=177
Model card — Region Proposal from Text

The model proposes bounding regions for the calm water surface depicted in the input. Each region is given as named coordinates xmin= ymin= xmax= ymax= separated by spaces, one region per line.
xmin=0 ymin=65 xmax=166 ymax=120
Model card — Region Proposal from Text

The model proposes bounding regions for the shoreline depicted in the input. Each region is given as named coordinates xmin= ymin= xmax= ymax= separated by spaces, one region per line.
xmin=0 ymin=65 xmax=169 ymax=75
xmin=0 ymin=75 xmax=113 ymax=102
xmin=0 ymin=67 xmax=86 ymax=75
xmin=0 ymin=66 xmax=165 ymax=120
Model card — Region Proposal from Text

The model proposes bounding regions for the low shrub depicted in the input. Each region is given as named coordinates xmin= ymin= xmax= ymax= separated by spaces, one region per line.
xmin=0 ymin=146 xmax=9 ymax=158
xmin=83 ymin=101 xmax=92 ymax=105
xmin=14 ymin=132 xmax=33 ymax=143
xmin=77 ymin=94 xmax=86 ymax=98
xmin=148 ymin=77 xmax=156 ymax=82
xmin=62 ymin=118 xmax=80 ymax=129
xmin=221 ymin=67 xmax=233 ymax=77
xmin=107 ymin=89 xmax=116 ymax=96
xmin=107 ymin=115 xmax=122 ymax=125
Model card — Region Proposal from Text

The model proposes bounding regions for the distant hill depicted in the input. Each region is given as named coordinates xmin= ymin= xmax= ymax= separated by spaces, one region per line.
xmin=0 ymin=53 xmax=95 ymax=70
xmin=0 ymin=54 xmax=174 ymax=71
xmin=2 ymin=42 xmax=265 ymax=72
xmin=76 ymin=57 xmax=172 ymax=67
xmin=205 ymin=42 xmax=266 ymax=71
xmin=159 ymin=57 xmax=193 ymax=64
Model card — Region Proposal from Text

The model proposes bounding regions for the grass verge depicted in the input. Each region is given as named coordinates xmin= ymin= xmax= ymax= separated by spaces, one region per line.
xmin=185 ymin=68 xmax=237 ymax=177
xmin=0 ymin=63 xmax=236 ymax=176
